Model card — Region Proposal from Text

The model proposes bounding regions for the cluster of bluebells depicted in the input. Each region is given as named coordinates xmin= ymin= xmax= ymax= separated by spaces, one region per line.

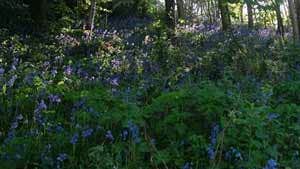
xmin=105 ymin=130 xmax=114 ymax=142
xmin=82 ymin=128 xmax=94 ymax=138
xmin=0 ymin=67 xmax=5 ymax=76
xmin=70 ymin=133 xmax=79 ymax=145
xmin=2 ymin=114 xmax=24 ymax=146
xmin=268 ymin=113 xmax=280 ymax=121
xmin=207 ymin=123 xmax=220 ymax=160
xmin=49 ymin=94 xmax=61 ymax=104
xmin=225 ymin=147 xmax=243 ymax=162
xmin=34 ymin=100 xmax=47 ymax=126
xmin=56 ymin=153 xmax=68 ymax=169
xmin=263 ymin=159 xmax=278 ymax=169
xmin=182 ymin=162 xmax=192 ymax=169
xmin=127 ymin=121 xmax=141 ymax=143
xmin=7 ymin=75 xmax=17 ymax=87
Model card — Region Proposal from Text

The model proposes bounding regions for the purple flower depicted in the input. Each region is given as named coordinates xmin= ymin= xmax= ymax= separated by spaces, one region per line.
xmin=16 ymin=114 xmax=23 ymax=121
xmin=111 ymin=59 xmax=121 ymax=69
xmin=182 ymin=162 xmax=191 ymax=169
xmin=7 ymin=75 xmax=17 ymax=87
xmin=56 ymin=153 xmax=68 ymax=162
xmin=64 ymin=66 xmax=73 ymax=76
xmin=210 ymin=124 xmax=220 ymax=145
xmin=263 ymin=159 xmax=278 ymax=169
xmin=10 ymin=122 xmax=18 ymax=129
xmin=49 ymin=94 xmax=61 ymax=104
xmin=51 ymin=69 xmax=58 ymax=77
xmin=82 ymin=128 xmax=93 ymax=138
xmin=128 ymin=121 xmax=141 ymax=143
xmin=268 ymin=113 xmax=279 ymax=121
xmin=70 ymin=133 xmax=79 ymax=145
xmin=225 ymin=147 xmax=243 ymax=161
xmin=207 ymin=145 xmax=215 ymax=160
xmin=0 ymin=68 xmax=4 ymax=75
xmin=35 ymin=100 xmax=47 ymax=113
xmin=110 ymin=77 xmax=119 ymax=86
xmin=121 ymin=129 xmax=129 ymax=141
xmin=105 ymin=130 xmax=114 ymax=141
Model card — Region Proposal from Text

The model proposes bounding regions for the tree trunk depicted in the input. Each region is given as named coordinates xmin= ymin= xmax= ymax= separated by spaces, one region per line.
xmin=240 ymin=3 xmax=244 ymax=24
xmin=295 ymin=0 xmax=300 ymax=37
xmin=165 ymin=0 xmax=176 ymax=31
xmin=288 ymin=0 xmax=299 ymax=40
xmin=177 ymin=0 xmax=184 ymax=20
xmin=218 ymin=0 xmax=231 ymax=31
xmin=274 ymin=2 xmax=284 ymax=36
xmin=246 ymin=1 xmax=254 ymax=28
xmin=88 ymin=0 xmax=97 ymax=32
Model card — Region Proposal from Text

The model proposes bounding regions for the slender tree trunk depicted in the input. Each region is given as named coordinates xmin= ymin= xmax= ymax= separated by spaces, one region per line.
xmin=246 ymin=1 xmax=254 ymax=28
xmin=165 ymin=0 xmax=176 ymax=31
xmin=218 ymin=0 xmax=231 ymax=31
xmin=240 ymin=3 xmax=244 ymax=24
xmin=274 ymin=2 xmax=284 ymax=36
xmin=177 ymin=0 xmax=184 ymax=20
xmin=295 ymin=0 xmax=300 ymax=36
xmin=288 ymin=0 xmax=299 ymax=40
xmin=207 ymin=0 xmax=213 ymax=24
xmin=88 ymin=0 xmax=97 ymax=32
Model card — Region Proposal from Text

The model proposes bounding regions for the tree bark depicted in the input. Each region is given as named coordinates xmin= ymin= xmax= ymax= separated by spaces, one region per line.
xmin=165 ymin=0 xmax=176 ymax=31
xmin=295 ymin=0 xmax=300 ymax=37
xmin=177 ymin=0 xmax=184 ymax=20
xmin=88 ymin=0 xmax=97 ymax=32
xmin=288 ymin=0 xmax=299 ymax=40
xmin=246 ymin=1 xmax=254 ymax=28
xmin=218 ymin=0 xmax=231 ymax=31
xmin=274 ymin=2 xmax=284 ymax=36
xmin=240 ymin=3 xmax=244 ymax=24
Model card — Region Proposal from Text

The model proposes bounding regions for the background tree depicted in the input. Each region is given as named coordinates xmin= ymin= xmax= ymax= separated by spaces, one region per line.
xmin=218 ymin=0 xmax=231 ymax=30
xmin=165 ymin=0 xmax=176 ymax=31
xmin=288 ymin=0 xmax=299 ymax=40
xmin=245 ymin=0 xmax=254 ymax=28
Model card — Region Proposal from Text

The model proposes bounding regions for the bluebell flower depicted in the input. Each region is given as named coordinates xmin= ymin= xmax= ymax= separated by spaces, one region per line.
xmin=110 ymin=77 xmax=119 ymax=86
xmin=10 ymin=122 xmax=18 ymax=129
xmin=225 ymin=147 xmax=243 ymax=161
xmin=207 ymin=145 xmax=216 ymax=160
xmin=64 ymin=66 xmax=73 ymax=76
xmin=35 ymin=100 xmax=47 ymax=113
xmin=49 ymin=94 xmax=61 ymax=104
xmin=0 ymin=68 xmax=4 ymax=75
xmin=56 ymin=153 xmax=68 ymax=162
xmin=268 ymin=113 xmax=279 ymax=121
xmin=128 ymin=121 xmax=141 ymax=143
xmin=15 ymin=114 xmax=23 ymax=121
xmin=182 ymin=162 xmax=192 ymax=169
xmin=7 ymin=75 xmax=17 ymax=87
xmin=121 ymin=129 xmax=129 ymax=141
xmin=105 ymin=130 xmax=114 ymax=141
xmin=70 ymin=133 xmax=79 ymax=145
xmin=263 ymin=159 xmax=278 ymax=169
xmin=55 ymin=125 xmax=64 ymax=133
xmin=51 ymin=69 xmax=58 ymax=77
xmin=210 ymin=123 xmax=220 ymax=145
xmin=34 ymin=100 xmax=47 ymax=126
xmin=82 ymin=128 xmax=93 ymax=138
